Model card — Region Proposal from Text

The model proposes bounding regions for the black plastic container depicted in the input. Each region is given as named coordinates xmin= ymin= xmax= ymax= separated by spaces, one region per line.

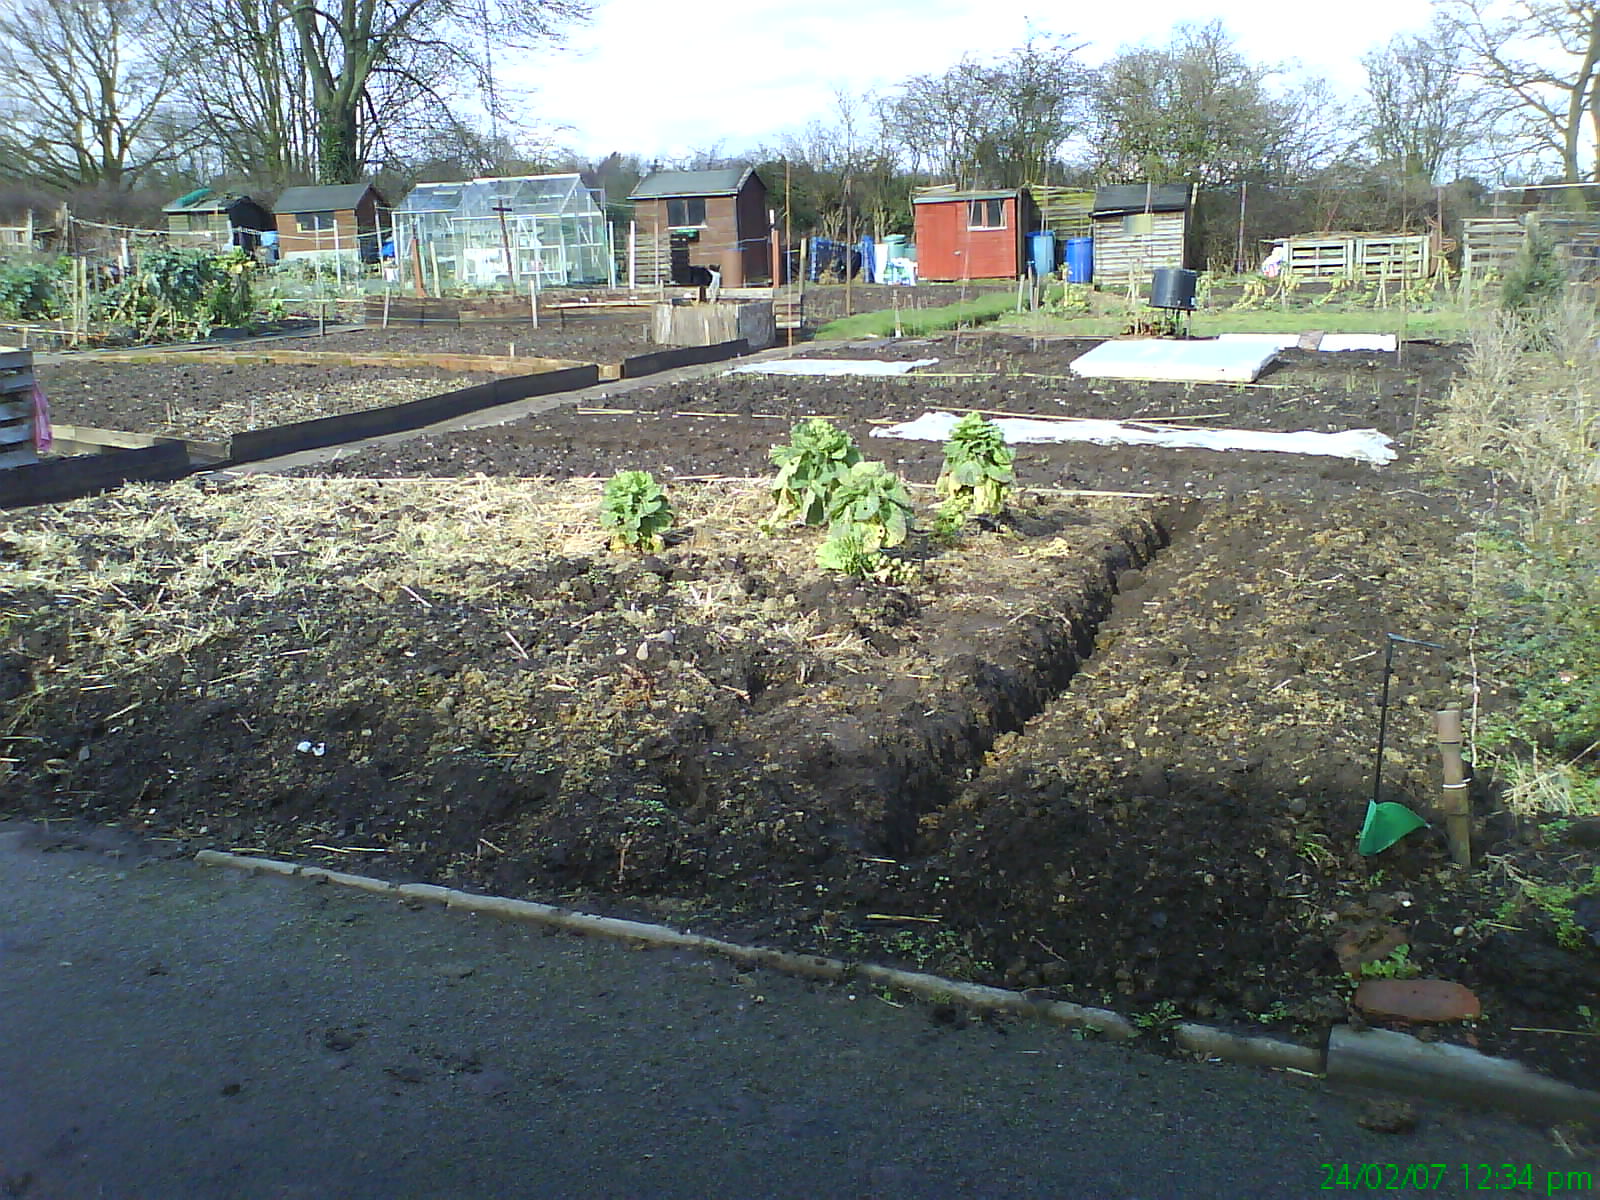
xmin=1149 ymin=267 xmax=1198 ymax=310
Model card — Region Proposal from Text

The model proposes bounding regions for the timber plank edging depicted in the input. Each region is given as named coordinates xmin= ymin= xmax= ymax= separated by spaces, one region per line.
xmin=620 ymin=339 xmax=750 ymax=380
xmin=0 ymin=441 xmax=192 ymax=509
xmin=226 ymin=364 xmax=601 ymax=462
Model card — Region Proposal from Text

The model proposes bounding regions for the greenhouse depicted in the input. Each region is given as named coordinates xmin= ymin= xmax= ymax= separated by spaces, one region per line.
xmin=391 ymin=174 xmax=613 ymax=290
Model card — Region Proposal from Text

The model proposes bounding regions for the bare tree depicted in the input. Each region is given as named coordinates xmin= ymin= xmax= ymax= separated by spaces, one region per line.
xmin=0 ymin=0 xmax=188 ymax=190
xmin=1439 ymin=0 xmax=1600 ymax=183
xmin=1087 ymin=21 xmax=1322 ymax=186
xmin=880 ymin=37 xmax=1090 ymax=187
xmin=162 ymin=0 xmax=318 ymax=185
xmin=285 ymin=0 xmax=591 ymax=183
xmin=1361 ymin=24 xmax=1489 ymax=182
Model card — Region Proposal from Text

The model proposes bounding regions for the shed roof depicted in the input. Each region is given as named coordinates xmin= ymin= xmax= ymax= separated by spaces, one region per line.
xmin=913 ymin=187 xmax=1020 ymax=205
xmin=1092 ymin=184 xmax=1191 ymax=215
xmin=629 ymin=167 xmax=757 ymax=200
xmin=163 ymin=188 xmax=258 ymax=214
xmin=275 ymin=183 xmax=383 ymax=213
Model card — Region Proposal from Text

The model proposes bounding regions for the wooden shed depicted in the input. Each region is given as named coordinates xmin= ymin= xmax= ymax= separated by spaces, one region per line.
xmin=273 ymin=183 xmax=388 ymax=262
xmin=161 ymin=189 xmax=274 ymax=251
xmin=1091 ymin=184 xmax=1194 ymax=287
xmin=912 ymin=187 xmax=1030 ymax=281
xmin=629 ymin=166 xmax=770 ymax=287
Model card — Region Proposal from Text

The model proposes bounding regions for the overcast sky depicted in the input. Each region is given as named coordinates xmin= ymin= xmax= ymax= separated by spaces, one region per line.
xmin=511 ymin=0 xmax=1437 ymax=162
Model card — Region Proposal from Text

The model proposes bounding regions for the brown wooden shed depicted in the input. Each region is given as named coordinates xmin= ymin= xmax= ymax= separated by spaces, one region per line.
xmin=629 ymin=167 xmax=770 ymax=287
xmin=273 ymin=183 xmax=389 ymax=262
xmin=161 ymin=189 xmax=274 ymax=252
xmin=1090 ymin=183 xmax=1194 ymax=287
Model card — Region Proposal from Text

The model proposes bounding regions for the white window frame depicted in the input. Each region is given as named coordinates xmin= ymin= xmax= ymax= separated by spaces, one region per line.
xmin=967 ymin=198 xmax=1007 ymax=230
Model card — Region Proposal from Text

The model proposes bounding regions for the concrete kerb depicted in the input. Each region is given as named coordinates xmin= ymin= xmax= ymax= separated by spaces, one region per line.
xmin=194 ymin=850 xmax=1130 ymax=1039
xmin=194 ymin=850 xmax=1600 ymax=1124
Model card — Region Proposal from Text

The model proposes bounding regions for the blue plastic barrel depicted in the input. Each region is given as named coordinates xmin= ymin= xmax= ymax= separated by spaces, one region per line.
xmin=1028 ymin=231 xmax=1057 ymax=277
xmin=1065 ymin=236 xmax=1093 ymax=283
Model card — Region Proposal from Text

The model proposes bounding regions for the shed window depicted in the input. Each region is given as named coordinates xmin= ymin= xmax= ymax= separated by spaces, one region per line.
xmin=967 ymin=198 xmax=1006 ymax=230
xmin=298 ymin=211 xmax=335 ymax=231
xmin=667 ymin=197 xmax=706 ymax=228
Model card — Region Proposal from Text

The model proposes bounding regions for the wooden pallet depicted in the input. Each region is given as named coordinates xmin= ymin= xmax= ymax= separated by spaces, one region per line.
xmin=1283 ymin=233 xmax=1430 ymax=280
xmin=0 ymin=348 xmax=37 ymax=469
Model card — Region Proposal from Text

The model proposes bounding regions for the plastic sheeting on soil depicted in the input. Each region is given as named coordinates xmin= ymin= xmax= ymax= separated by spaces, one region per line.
xmin=1069 ymin=339 xmax=1280 ymax=383
xmin=727 ymin=358 xmax=939 ymax=377
xmin=1217 ymin=333 xmax=1400 ymax=353
xmin=873 ymin=411 xmax=1399 ymax=465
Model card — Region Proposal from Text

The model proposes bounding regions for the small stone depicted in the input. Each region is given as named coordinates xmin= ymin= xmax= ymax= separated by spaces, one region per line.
xmin=1354 ymin=979 xmax=1482 ymax=1023
xmin=1357 ymin=1098 xmax=1418 ymax=1134
xmin=322 ymin=1027 xmax=360 ymax=1052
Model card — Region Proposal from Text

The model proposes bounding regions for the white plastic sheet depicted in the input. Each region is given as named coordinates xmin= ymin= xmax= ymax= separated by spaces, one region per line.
xmin=1069 ymin=339 xmax=1279 ymax=383
xmin=872 ymin=411 xmax=1398 ymax=465
xmin=727 ymin=358 xmax=939 ymax=377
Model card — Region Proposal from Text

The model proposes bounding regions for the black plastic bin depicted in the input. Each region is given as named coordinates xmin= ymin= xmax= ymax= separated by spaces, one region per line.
xmin=1149 ymin=267 xmax=1198 ymax=310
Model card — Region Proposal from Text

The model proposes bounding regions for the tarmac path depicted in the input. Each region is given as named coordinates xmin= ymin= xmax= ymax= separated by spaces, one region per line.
xmin=0 ymin=822 xmax=1592 ymax=1199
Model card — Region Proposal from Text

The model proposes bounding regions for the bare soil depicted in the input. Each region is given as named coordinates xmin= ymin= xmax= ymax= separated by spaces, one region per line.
xmin=35 ymin=359 xmax=492 ymax=443
xmin=4 ymin=329 xmax=1596 ymax=1089
xmin=286 ymin=307 xmax=654 ymax=361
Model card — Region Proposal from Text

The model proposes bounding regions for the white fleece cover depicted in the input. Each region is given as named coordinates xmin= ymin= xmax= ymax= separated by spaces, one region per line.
xmin=873 ymin=411 xmax=1398 ymax=465
xmin=727 ymin=358 xmax=939 ymax=377
xmin=1216 ymin=333 xmax=1399 ymax=352
xmin=1068 ymin=338 xmax=1280 ymax=382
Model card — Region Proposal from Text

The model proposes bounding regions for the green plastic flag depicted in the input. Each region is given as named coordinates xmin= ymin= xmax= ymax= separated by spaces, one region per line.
xmin=1358 ymin=799 xmax=1428 ymax=855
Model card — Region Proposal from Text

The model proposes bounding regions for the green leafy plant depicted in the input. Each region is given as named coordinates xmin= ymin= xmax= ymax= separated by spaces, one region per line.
xmin=0 ymin=257 xmax=66 ymax=320
xmin=936 ymin=412 xmax=1015 ymax=517
xmin=599 ymin=470 xmax=674 ymax=552
xmin=1134 ymin=1000 xmax=1182 ymax=1030
xmin=1515 ymin=868 xmax=1600 ymax=951
xmin=816 ymin=525 xmax=879 ymax=577
xmin=825 ymin=461 xmax=912 ymax=551
xmin=1358 ymin=944 xmax=1421 ymax=980
xmin=99 ymin=247 xmax=258 ymax=338
xmin=769 ymin=418 xmax=861 ymax=525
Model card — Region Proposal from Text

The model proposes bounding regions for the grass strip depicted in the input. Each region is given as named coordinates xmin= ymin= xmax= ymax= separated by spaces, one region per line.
xmin=815 ymin=291 xmax=1020 ymax=340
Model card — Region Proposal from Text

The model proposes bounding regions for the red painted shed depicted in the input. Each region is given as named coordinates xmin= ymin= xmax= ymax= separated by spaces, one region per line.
xmin=912 ymin=187 xmax=1030 ymax=281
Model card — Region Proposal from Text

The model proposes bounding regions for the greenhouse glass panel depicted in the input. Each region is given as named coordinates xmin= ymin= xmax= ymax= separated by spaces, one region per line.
xmin=391 ymin=173 xmax=610 ymax=289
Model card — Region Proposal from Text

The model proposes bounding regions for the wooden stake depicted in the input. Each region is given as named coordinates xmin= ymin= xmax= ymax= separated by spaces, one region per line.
xmin=1435 ymin=706 xmax=1471 ymax=867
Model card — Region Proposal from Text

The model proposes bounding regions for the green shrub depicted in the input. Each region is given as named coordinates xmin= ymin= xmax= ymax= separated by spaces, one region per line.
xmin=936 ymin=411 xmax=1014 ymax=517
xmin=101 ymin=247 xmax=258 ymax=336
xmin=1501 ymin=216 xmax=1566 ymax=330
xmin=769 ymin=418 xmax=861 ymax=525
xmin=824 ymin=461 xmax=912 ymax=551
xmin=0 ymin=258 xmax=65 ymax=321
xmin=599 ymin=470 xmax=673 ymax=552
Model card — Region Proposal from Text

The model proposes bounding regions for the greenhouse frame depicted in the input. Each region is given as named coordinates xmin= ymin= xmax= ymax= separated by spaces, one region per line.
xmin=391 ymin=174 xmax=614 ymax=290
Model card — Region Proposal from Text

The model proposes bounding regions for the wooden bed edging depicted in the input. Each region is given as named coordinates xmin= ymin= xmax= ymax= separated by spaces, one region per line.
xmin=619 ymin=339 xmax=749 ymax=379
xmin=227 ymin=363 xmax=602 ymax=462
xmin=0 ymin=441 xmax=193 ymax=509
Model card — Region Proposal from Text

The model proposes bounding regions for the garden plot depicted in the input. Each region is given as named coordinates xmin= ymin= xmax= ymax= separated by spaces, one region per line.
xmin=300 ymin=330 xmax=1455 ymax=501
xmin=35 ymin=359 xmax=493 ymax=444
xmin=7 ymin=326 xmax=1595 ymax=1090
